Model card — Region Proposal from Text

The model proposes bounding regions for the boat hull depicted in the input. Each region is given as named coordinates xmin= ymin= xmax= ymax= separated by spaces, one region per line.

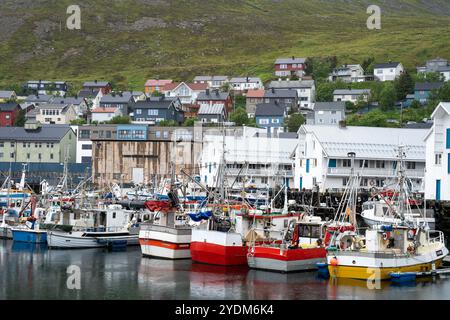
xmin=139 ymin=224 xmax=191 ymax=259
xmin=190 ymin=230 xmax=248 ymax=266
xmin=327 ymin=250 xmax=448 ymax=280
xmin=12 ymin=229 xmax=47 ymax=243
xmin=248 ymin=246 xmax=326 ymax=272
xmin=47 ymin=231 xmax=138 ymax=249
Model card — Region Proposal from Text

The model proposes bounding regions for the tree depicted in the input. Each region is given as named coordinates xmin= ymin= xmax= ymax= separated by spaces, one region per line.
xmin=410 ymin=100 xmax=422 ymax=109
xmin=107 ymin=115 xmax=131 ymax=124
xmin=361 ymin=57 xmax=375 ymax=75
xmin=416 ymin=71 xmax=444 ymax=83
xmin=379 ymin=83 xmax=397 ymax=111
xmin=158 ymin=120 xmax=178 ymax=127
xmin=316 ymin=81 xmax=348 ymax=102
xmin=285 ymin=113 xmax=305 ymax=132
xmin=14 ymin=110 xmax=26 ymax=127
xmin=229 ymin=107 xmax=249 ymax=126
xmin=70 ymin=118 xmax=87 ymax=125
xmin=394 ymin=71 xmax=414 ymax=100
xmin=183 ymin=117 xmax=197 ymax=126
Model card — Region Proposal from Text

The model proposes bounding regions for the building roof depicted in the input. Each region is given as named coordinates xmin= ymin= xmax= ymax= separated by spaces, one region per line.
xmin=197 ymin=90 xmax=230 ymax=101
xmin=193 ymin=76 xmax=228 ymax=82
xmin=403 ymin=121 xmax=433 ymax=129
xmin=134 ymin=97 xmax=178 ymax=109
xmin=255 ymin=103 xmax=285 ymax=117
xmin=268 ymin=80 xmax=315 ymax=89
xmin=198 ymin=104 xmax=225 ymax=115
xmin=0 ymin=102 xmax=20 ymax=112
xmin=229 ymin=77 xmax=262 ymax=84
xmin=300 ymin=125 xmax=426 ymax=161
xmin=333 ymin=89 xmax=371 ymax=95
xmin=36 ymin=103 xmax=72 ymax=114
xmin=162 ymin=82 xmax=208 ymax=92
xmin=91 ymin=107 xmax=118 ymax=113
xmin=0 ymin=91 xmax=15 ymax=99
xmin=78 ymin=89 xmax=100 ymax=98
xmin=374 ymin=62 xmax=402 ymax=69
xmin=313 ymin=102 xmax=346 ymax=112
xmin=0 ymin=125 xmax=72 ymax=142
xmin=145 ymin=79 xmax=173 ymax=87
xmin=275 ymin=57 xmax=306 ymax=65
xmin=246 ymin=89 xmax=265 ymax=98
xmin=414 ymin=82 xmax=444 ymax=91
xmin=24 ymin=94 xmax=54 ymax=103
xmin=100 ymin=92 xmax=133 ymax=104
xmin=83 ymin=81 xmax=111 ymax=88
xmin=264 ymin=88 xmax=298 ymax=99
xmin=54 ymin=97 xmax=85 ymax=105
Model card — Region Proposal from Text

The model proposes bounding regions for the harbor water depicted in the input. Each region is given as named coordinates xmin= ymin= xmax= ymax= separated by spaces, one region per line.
xmin=1 ymin=240 xmax=450 ymax=300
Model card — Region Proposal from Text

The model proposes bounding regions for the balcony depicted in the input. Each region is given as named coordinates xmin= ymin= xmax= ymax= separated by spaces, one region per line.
xmin=225 ymin=168 xmax=293 ymax=177
xmin=327 ymin=167 xmax=424 ymax=178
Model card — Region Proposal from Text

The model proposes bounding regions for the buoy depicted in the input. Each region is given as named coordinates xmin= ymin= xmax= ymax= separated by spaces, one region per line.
xmin=330 ymin=257 xmax=338 ymax=266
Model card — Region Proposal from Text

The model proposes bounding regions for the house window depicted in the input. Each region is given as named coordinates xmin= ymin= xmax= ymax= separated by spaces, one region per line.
xmin=272 ymin=119 xmax=280 ymax=124
xmin=435 ymin=153 xmax=442 ymax=165
xmin=0 ymin=142 xmax=3 ymax=147
xmin=38 ymin=154 xmax=41 ymax=160
xmin=148 ymin=110 xmax=158 ymax=116
xmin=82 ymin=144 xmax=92 ymax=150
xmin=136 ymin=109 xmax=142 ymax=115
xmin=406 ymin=162 xmax=416 ymax=170
xmin=359 ymin=160 xmax=368 ymax=168
xmin=261 ymin=177 xmax=268 ymax=184
xmin=376 ymin=160 xmax=385 ymax=168
xmin=259 ymin=119 xmax=269 ymax=125
xmin=10 ymin=153 xmax=14 ymax=158
xmin=50 ymin=154 xmax=54 ymax=160
xmin=10 ymin=142 xmax=15 ymax=147
xmin=342 ymin=159 xmax=351 ymax=167
xmin=27 ymin=153 xmax=30 ymax=159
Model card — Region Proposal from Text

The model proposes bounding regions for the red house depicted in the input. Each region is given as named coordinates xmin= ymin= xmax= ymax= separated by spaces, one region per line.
xmin=0 ymin=103 xmax=21 ymax=127
xmin=274 ymin=56 xmax=307 ymax=78
xmin=194 ymin=89 xmax=233 ymax=117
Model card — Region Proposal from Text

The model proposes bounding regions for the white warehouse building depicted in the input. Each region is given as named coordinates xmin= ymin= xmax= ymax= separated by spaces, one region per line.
xmin=294 ymin=124 xmax=427 ymax=193
xmin=199 ymin=127 xmax=297 ymax=190
xmin=424 ymin=102 xmax=450 ymax=201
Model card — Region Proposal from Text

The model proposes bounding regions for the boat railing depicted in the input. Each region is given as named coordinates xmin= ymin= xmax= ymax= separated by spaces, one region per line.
xmin=428 ymin=230 xmax=445 ymax=245
xmin=72 ymin=226 xmax=127 ymax=233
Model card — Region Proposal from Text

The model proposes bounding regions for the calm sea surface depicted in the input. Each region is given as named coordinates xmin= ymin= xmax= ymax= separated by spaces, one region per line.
xmin=1 ymin=239 xmax=450 ymax=300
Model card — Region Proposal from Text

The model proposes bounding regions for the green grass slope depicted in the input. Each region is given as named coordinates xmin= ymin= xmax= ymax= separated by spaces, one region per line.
xmin=0 ymin=0 xmax=449 ymax=90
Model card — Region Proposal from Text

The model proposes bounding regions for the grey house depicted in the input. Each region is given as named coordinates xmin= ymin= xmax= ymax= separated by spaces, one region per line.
xmin=197 ymin=105 xmax=226 ymax=124
xmin=100 ymin=92 xmax=135 ymax=115
xmin=133 ymin=96 xmax=184 ymax=125
xmin=307 ymin=102 xmax=346 ymax=125
xmin=263 ymin=88 xmax=298 ymax=112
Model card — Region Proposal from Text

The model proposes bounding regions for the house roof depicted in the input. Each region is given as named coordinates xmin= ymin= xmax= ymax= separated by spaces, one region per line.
xmin=55 ymin=97 xmax=85 ymax=105
xmin=275 ymin=57 xmax=306 ymax=64
xmin=198 ymin=104 xmax=225 ymax=115
xmin=78 ymin=89 xmax=100 ymax=98
xmin=197 ymin=90 xmax=230 ymax=101
xmin=134 ymin=97 xmax=178 ymax=109
xmin=0 ymin=125 xmax=72 ymax=142
xmin=300 ymin=125 xmax=426 ymax=161
xmin=264 ymin=89 xmax=298 ymax=99
xmin=0 ymin=102 xmax=20 ymax=112
xmin=100 ymin=92 xmax=133 ymax=104
xmin=246 ymin=89 xmax=265 ymax=98
xmin=374 ymin=62 xmax=401 ymax=69
xmin=24 ymin=94 xmax=54 ymax=103
xmin=193 ymin=76 xmax=228 ymax=82
xmin=162 ymin=82 xmax=208 ymax=92
xmin=83 ymin=81 xmax=111 ymax=87
xmin=313 ymin=102 xmax=346 ymax=112
xmin=268 ymin=80 xmax=315 ymax=89
xmin=91 ymin=107 xmax=118 ymax=113
xmin=403 ymin=121 xmax=433 ymax=129
xmin=0 ymin=91 xmax=15 ymax=99
xmin=229 ymin=77 xmax=261 ymax=84
xmin=414 ymin=82 xmax=444 ymax=91
xmin=145 ymin=79 xmax=173 ymax=87
xmin=255 ymin=103 xmax=285 ymax=117
xmin=36 ymin=103 xmax=72 ymax=114
xmin=333 ymin=89 xmax=371 ymax=95
xmin=430 ymin=102 xmax=450 ymax=119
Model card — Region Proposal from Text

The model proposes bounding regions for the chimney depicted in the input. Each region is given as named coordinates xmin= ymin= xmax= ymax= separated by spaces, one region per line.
xmin=271 ymin=87 xmax=275 ymax=94
xmin=95 ymin=79 xmax=98 ymax=83
xmin=292 ymin=56 xmax=295 ymax=60
xmin=246 ymin=76 xmax=249 ymax=82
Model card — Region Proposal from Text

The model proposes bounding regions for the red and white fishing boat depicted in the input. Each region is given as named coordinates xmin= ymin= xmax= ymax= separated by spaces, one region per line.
xmin=190 ymin=202 xmax=302 ymax=266
xmin=139 ymin=195 xmax=199 ymax=259
xmin=247 ymin=215 xmax=327 ymax=272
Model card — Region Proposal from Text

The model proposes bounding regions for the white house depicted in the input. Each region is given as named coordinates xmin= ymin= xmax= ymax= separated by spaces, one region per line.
xmin=193 ymin=76 xmax=229 ymax=89
xmin=91 ymin=107 xmax=121 ymax=123
xmin=424 ymin=102 xmax=450 ymax=201
xmin=70 ymin=125 xmax=92 ymax=164
xmin=199 ymin=127 xmax=297 ymax=189
xmin=162 ymin=82 xmax=208 ymax=106
xmin=328 ymin=64 xmax=368 ymax=83
xmin=229 ymin=77 xmax=264 ymax=92
xmin=34 ymin=103 xmax=78 ymax=125
xmin=374 ymin=62 xmax=404 ymax=82
xmin=294 ymin=124 xmax=426 ymax=192
xmin=333 ymin=89 xmax=371 ymax=103
xmin=267 ymin=80 xmax=316 ymax=108
xmin=417 ymin=58 xmax=450 ymax=82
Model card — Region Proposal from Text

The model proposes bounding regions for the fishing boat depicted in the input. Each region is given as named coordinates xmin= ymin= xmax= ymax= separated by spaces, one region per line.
xmin=47 ymin=204 xmax=140 ymax=248
xmin=327 ymin=147 xmax=449 ymax=280
xmin=11 ymin=196 xmax=48 ymax=244
xmin=247 ymin=215 xmax=327 ymax=272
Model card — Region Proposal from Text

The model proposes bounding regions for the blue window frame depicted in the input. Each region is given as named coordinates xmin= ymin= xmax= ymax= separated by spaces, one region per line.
xmin=328 ymin=159 xmax=337 ymax=168
xmin=436 ymin=180 xmax=441 ymax=201
xmin=447 ymin=129 xmax=450 ymax=149
xmin=306 ymin=159 xmax=310 ymax=173
xmin=299 ymin=177 xmax=303 ymax=190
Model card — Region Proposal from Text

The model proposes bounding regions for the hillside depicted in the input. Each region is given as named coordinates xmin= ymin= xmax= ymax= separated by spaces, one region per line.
xmin=0 ymin=0 xmax=449 ymax=90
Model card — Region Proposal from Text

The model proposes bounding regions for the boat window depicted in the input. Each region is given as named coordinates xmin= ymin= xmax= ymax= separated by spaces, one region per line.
xmin=311 ymin=225 xmax=321 ymax=238
xmin=382 ymin=207 xmax=389 ymax=216
xmin=299 ymin=225 xmax=311 ymax=237
xmin=284 ymin=219 xmax=288 ymax=228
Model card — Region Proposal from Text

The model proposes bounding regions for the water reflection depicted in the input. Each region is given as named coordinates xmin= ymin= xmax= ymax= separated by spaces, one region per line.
xmin=2 ymin=240 xmax=450 ymax=300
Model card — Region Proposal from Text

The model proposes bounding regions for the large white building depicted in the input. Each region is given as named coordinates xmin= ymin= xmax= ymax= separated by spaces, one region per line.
xmin=199 ymin=127 xmax=297 ymax=190
xmin=294 ymin=124 xmax=426 ymax=192
xmin=424 ymin=102 xmax=450 ymax=201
